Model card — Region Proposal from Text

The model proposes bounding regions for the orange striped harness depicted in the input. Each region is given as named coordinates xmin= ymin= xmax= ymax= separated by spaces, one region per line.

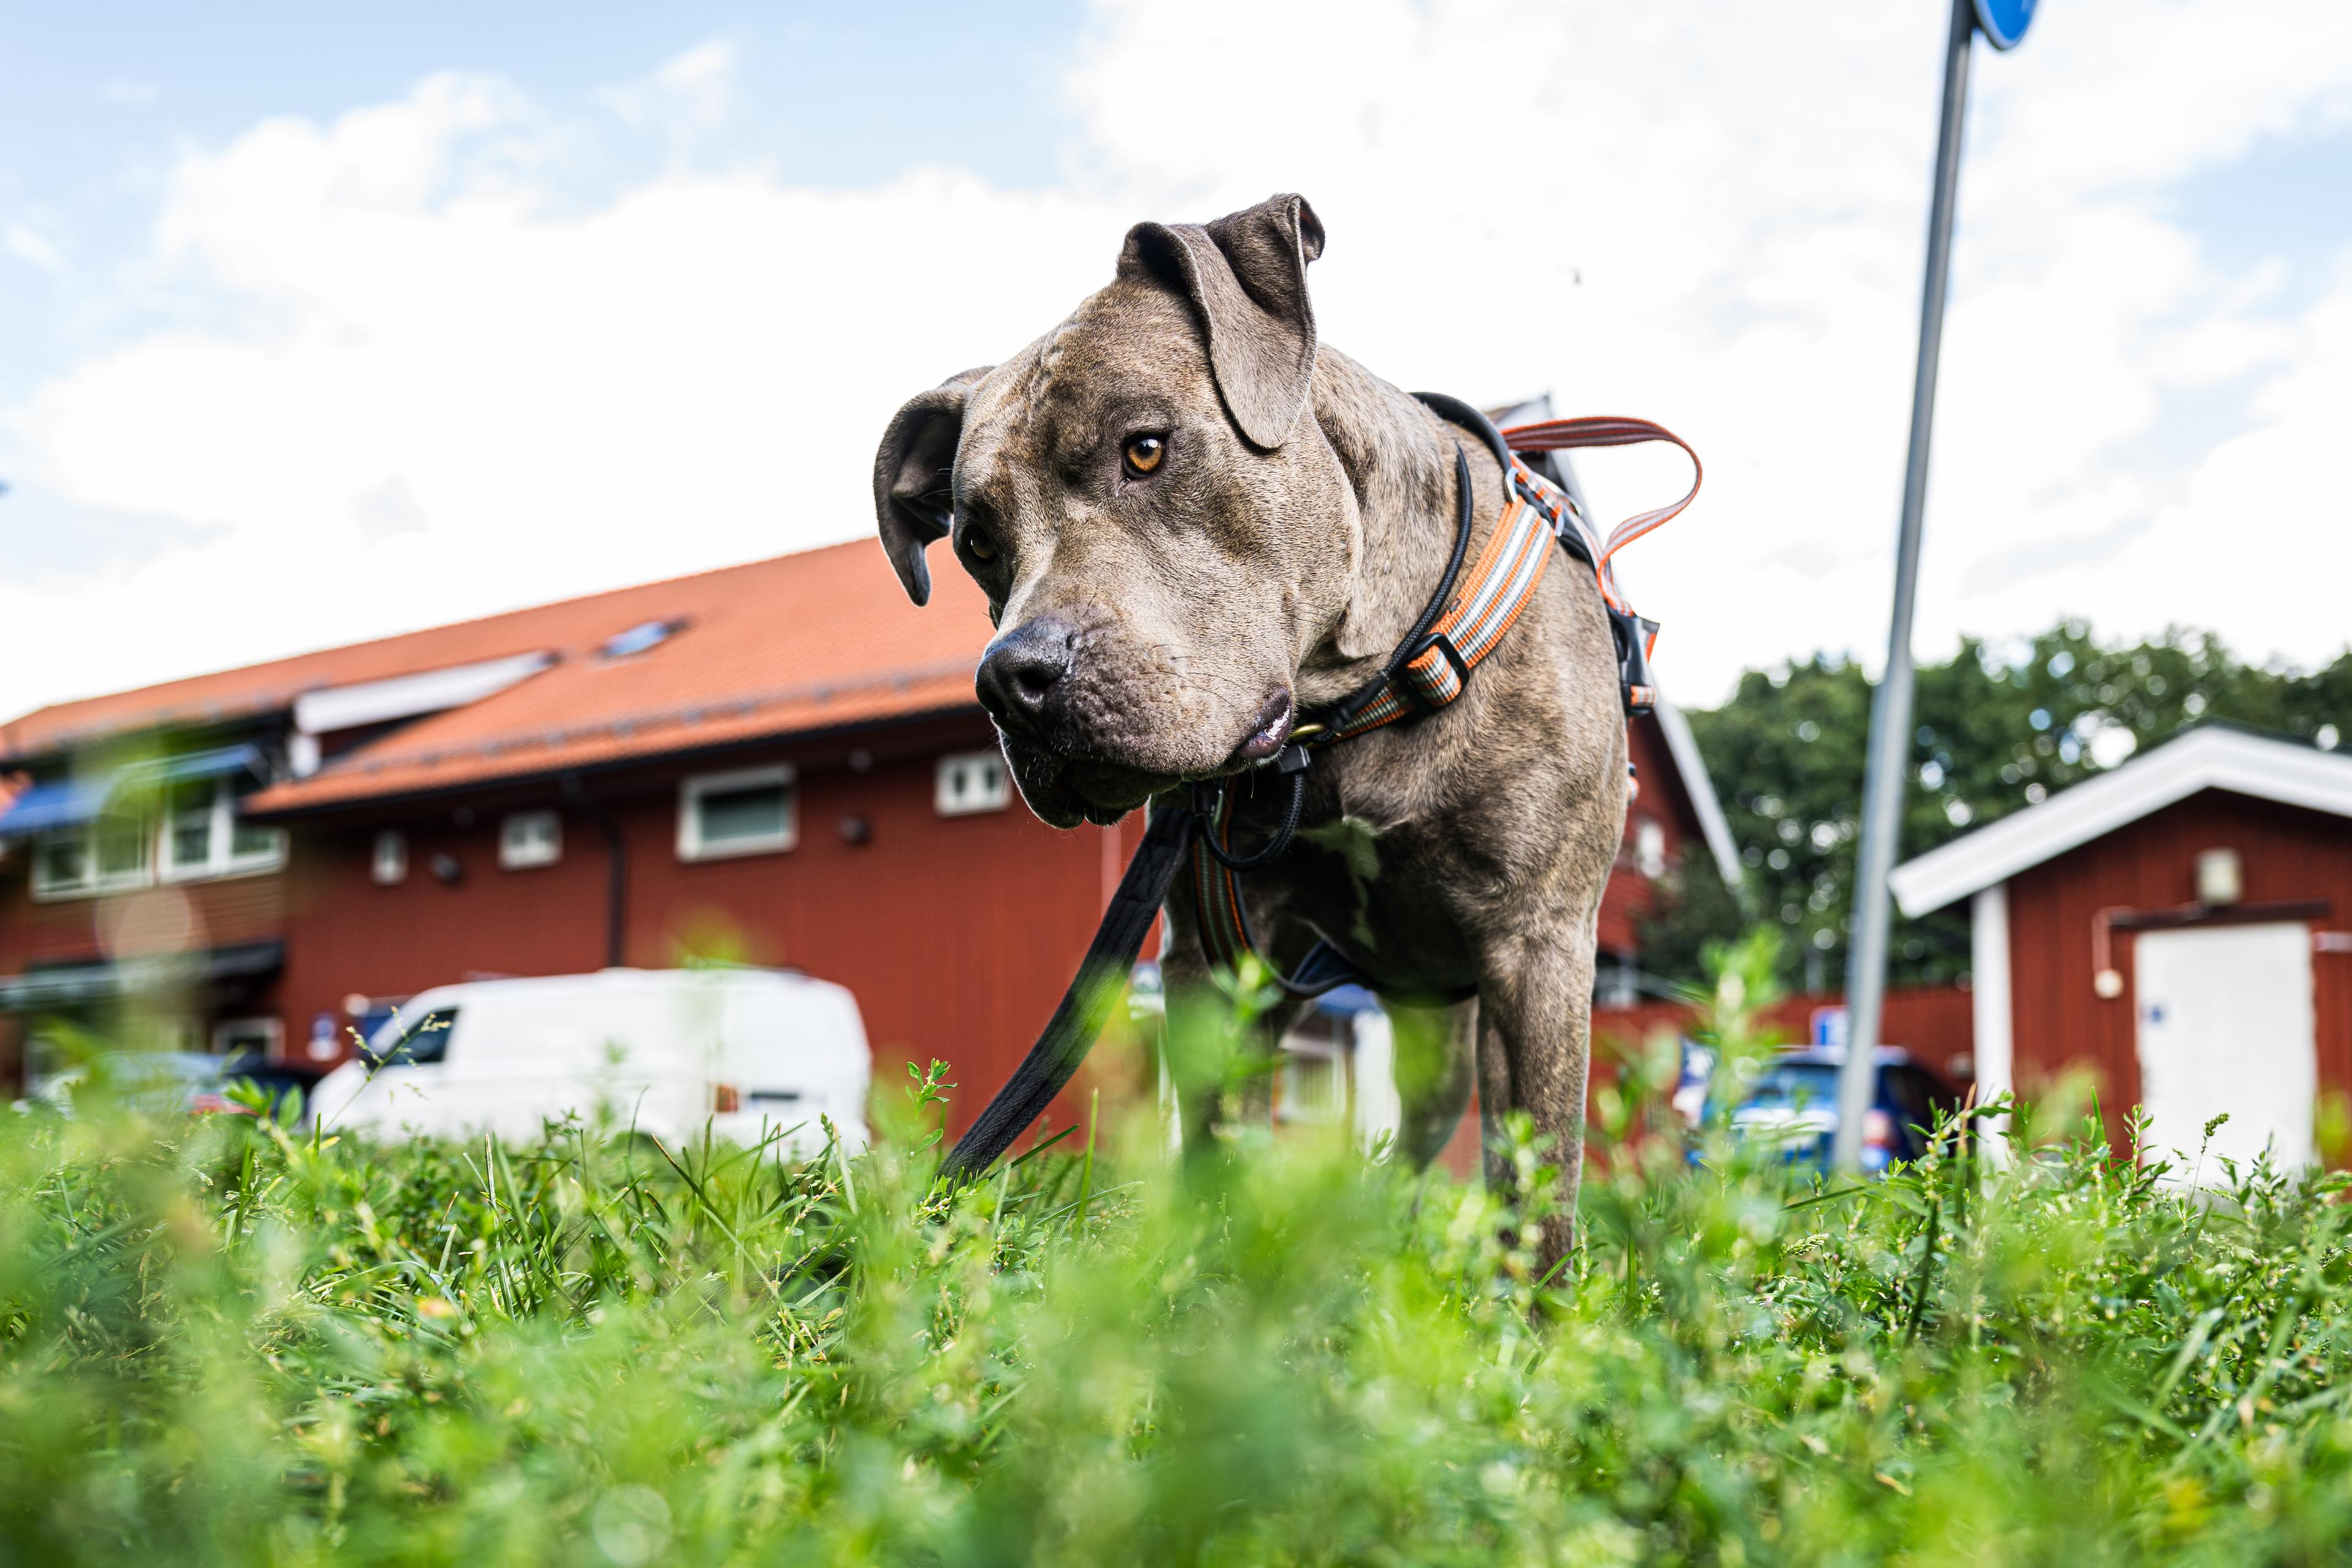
xmin=1189 ymin=402 xmax=1701 ymax=996
xmin=938 ymin=400 xmax=1701 ymax=1179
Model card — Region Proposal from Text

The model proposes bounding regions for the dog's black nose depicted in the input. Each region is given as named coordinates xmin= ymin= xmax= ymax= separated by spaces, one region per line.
xmin=977 ymin=617 xmax=1075 ymax=731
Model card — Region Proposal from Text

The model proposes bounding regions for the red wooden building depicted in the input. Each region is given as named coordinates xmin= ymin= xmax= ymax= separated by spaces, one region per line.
xmin=1891 ymin=725 xmax=2352 ymax=1166
xmin=0 ymin=540 xmax=1737 ymax=1140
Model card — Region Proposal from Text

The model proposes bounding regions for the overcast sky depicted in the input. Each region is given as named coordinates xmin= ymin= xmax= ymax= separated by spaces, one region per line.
xmin=2 ymin=0 xmax=2348 ymax=722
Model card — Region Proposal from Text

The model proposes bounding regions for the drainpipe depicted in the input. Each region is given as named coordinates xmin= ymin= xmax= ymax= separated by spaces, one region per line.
xmin=562 ymin=773 xmax=627 ymax=968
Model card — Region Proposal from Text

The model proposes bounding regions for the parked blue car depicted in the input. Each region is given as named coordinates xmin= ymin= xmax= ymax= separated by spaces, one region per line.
xmin=1708 ymin=1048 xmax=1958 ymax=1173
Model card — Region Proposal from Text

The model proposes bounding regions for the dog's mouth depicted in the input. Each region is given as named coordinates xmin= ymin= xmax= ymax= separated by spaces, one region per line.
xmin=993 ymin=734 xmax=1161 ymax=827
xmin=1227 ymin=689 xmax=1295 ymax=767
xmin=998 ymin=687 xmax=1299 ymax=827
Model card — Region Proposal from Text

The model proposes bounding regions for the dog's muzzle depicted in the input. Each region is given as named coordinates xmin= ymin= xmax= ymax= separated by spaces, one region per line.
xmin=975 ymin=617 xmax=1077 ymax=739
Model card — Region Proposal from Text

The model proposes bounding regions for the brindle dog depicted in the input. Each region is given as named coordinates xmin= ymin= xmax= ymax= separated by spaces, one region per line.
xmin=873 ymin=194 xmax=1626 ymax=1269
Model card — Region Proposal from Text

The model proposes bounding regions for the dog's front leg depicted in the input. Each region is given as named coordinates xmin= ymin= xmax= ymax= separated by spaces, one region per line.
xmin=1155 ymin=886 xmax=1226 ymax=1159
xmin=1476 ymin=912 xmax=1599 ymax=1280
xmin=1161 ymin=963 xmax=1306 ymax=1152
xmin=1390 ymin=998 xmax=1478 ymax=1169
xmin=1157 ymin=883 xmax=1305 ymax=1156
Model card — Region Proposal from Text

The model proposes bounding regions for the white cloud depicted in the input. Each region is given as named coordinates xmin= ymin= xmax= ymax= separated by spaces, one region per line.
xmin=595 ymin=39 xmax=738 ymax=146
xmin=5 ymin=223 xmax=65 ymax=274
xmin=1060 ymin=0 xmax=2352 ymax=692
xmin=0 ymin=77 xmax=1123 ymax=707
xmin=2 ymin=0 xmax=2349 ymax=723
xmin=2097 ymin=268 xmax=2352 ymax=660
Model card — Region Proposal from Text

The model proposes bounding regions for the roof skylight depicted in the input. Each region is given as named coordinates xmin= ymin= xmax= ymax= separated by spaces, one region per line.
xmin=601 ymin=619 xmax=683 ymax=660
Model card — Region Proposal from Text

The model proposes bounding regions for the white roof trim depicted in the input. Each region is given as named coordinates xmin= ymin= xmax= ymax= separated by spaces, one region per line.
xmin=1890 ymin=727 xmax=2352 ymax=917
xmin=294 ymin=650 xmax=554 ymax=736
xmin=1653 ymin=699 xmax=1745 ymax=889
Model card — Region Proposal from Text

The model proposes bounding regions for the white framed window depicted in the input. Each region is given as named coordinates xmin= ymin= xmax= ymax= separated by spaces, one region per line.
xmin=1278 ymin=1039 xmax=1347 ymax=1124
xmin=31 ymin=813 xmax=154 ymax=900
xmin=1633 ymin=816 xmax=1667 ymax=880
xmin=677 ymin=765 xmax=796 ymax=861
xmin=935 ymin=750 xmax=1011 ymax=816
xmin=499 ymin=810 xmax=562 ymax=870
xmin=213 ymin=1017 xmax=283 ymax=1060
xmin=159 ymin=779 xmax=286 ymax=883
xmin=164 ymin=780 xmax=216 ymax=875
xmin=31 ymin=827 xmax=92 ymax=899
xmin=372 ymin=830 xmax=409 ymax=886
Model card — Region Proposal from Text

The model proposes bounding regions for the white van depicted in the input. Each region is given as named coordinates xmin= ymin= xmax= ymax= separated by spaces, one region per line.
xmin=309 ymin=968 xmax=870 ymax=1153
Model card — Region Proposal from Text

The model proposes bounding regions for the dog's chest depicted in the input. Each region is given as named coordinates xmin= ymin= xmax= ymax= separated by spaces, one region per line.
xmin=1256 ymin=813 xmax=1480 ymax=990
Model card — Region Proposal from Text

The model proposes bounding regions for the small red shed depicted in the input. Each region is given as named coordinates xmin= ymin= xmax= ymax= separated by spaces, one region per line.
xmin=1891 ymin=726 xmax=2352 ymax=1167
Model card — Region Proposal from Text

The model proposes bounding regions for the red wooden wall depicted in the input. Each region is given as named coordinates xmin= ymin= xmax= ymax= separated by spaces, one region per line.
xmin=0 ymin=867 xmax=287 ymax=972
xmin=274 ymin=714 xmax=1139 ymax=1141
xmin=0 ymin=861 xmax=291 ymax=1081
xmin=1598 ymin=714 xmax=1693 ymax=956
xmin=2004 ymin=790 xmax=2352 ymax=1154
xmin=3 ymin=708 xmax=1712 ymax=1139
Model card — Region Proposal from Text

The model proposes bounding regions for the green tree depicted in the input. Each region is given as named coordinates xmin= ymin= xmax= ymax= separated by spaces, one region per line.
xmin=1632 ymin=849 xmax=1748 ymax=995
xmin=1665 ymin=623 xmax=2352 ymax=990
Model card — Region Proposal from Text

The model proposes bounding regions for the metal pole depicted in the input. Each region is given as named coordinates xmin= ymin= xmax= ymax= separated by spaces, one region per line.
xmin=1832 ymin=0 xmax=1977 ymax=1172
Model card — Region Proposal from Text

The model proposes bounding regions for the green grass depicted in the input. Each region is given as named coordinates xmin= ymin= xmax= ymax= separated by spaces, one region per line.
xmin=6 ymin=1039 xmax=2352 ymax=1567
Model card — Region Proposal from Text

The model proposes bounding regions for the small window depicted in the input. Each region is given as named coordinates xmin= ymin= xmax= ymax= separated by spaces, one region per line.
xmin=1634 ymin=816 xmax=1667 ymax=880
xmin=230 ymin=815 xmax=282 ymax=863
xmin=366 ymin=1007 xmax=458 ymax=1066
xmin=1279 ymin=1041 xmax=1346 ymax=1124
xmin=678 ymin=766 xmax=796 ymax=861
xmin=32 ymin=828 xmax=92 ymax=897
xmin=167 ymin=780 xmax=215 ymax=870
xmin=94 ymin=813 xmax=153 ymax=885
xmin=372 ymin=830 xmax=409 ymax=886
xmin=499 ymin=810 xmax=562 ymax=870
xmin=35 ymin=812 xmax=154 ymax=899
xmin=936 ymin=750 xmax=1011 ymax=816
xmin=158 ymin=778 xmax=285 ymax=883
xmin=213 ymin=1017 xmax=282 ymax=1060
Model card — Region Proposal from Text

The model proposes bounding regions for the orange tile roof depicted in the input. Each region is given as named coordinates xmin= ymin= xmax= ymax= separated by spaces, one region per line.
xmin=2 ymin=542 xmax=999 ymax=813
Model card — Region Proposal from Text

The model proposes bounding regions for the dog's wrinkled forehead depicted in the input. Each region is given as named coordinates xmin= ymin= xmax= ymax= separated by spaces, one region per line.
xmin=956 ymin=285 xmax=1210 ymax=497
xmin=871 ymin=194 xmax=1325 ymax=609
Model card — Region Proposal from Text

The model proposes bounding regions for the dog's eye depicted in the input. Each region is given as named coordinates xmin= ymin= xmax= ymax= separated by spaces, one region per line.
xmin=962 ymin=526 xmax=998 ymax=564
xmin=1122 ymin=432 xmax=1167 ymax=478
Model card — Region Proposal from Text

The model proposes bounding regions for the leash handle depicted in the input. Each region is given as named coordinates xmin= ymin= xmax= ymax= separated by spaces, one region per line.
xmin=937 ymin=802 xmax=1198 ymax=1182
xmin=1498 ymin=416 xmax=1702 ymax=594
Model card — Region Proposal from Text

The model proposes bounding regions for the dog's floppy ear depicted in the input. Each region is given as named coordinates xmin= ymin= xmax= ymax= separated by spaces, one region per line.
xmin=873 ymin=368 xmax=991 ymax=606
xmin=1118 ymin=192 xmax=1325 ymax=450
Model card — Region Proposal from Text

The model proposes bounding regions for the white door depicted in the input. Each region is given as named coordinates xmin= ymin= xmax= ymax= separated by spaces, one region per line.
xmin=2134 ymin=922 xmax=2316 ymax=1175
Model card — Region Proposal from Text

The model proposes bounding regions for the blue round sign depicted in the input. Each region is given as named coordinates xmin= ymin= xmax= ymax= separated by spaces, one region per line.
xmin=1973 ymin=0 xmax=2037 ymax=50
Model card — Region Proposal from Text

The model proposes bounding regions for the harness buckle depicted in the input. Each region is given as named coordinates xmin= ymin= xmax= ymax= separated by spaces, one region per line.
xmin=1611 ymin=608 xmax=1660 ymax=715
xmin=1399 ymin=630 xmax=1472 ymax=712
xmin=1275 ymin=742 xmax=1311 ymax=775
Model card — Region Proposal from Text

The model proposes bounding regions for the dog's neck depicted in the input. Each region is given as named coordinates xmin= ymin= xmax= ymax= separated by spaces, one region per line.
xmin=1298 ymin=346 xmax=1487 ymax=709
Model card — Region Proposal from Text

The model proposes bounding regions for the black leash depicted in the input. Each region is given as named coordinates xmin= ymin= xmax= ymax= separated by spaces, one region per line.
xmin=938 ymin=802 xmax=1200 ymax=1182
